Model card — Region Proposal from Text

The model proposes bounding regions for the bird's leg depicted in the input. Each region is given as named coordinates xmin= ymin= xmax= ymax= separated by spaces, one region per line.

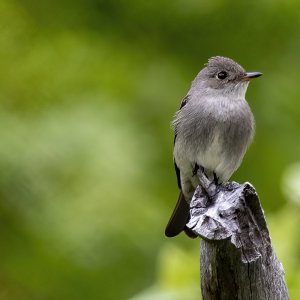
xmin=192 ymin=163 xmax=199 ymax=177
xmin=213 ymin=172 xmax=219 ymax=185
xmin=196 ymin=167 xmax=218 ymax=200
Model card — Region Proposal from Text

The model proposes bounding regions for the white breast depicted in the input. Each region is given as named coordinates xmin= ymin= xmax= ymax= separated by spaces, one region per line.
xmin=196 ymin=129 xmax=223 ymax=174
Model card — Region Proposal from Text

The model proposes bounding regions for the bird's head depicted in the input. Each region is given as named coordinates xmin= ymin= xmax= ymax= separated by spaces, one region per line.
xmin=192 ymin=56 xmax=262 ymax=99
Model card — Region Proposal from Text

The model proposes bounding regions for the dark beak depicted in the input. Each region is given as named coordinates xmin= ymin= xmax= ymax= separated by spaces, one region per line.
xmin=243 ymin=72 xmax=263 ymax=81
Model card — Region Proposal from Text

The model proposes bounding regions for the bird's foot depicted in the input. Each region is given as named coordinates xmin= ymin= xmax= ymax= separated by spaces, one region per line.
xmin=213 ymin=172 xmax=219 ymax=185
xmin=196 ymin=167 xmax=218 ymax=200
xmin=192 ymin=164 xmax=199 ymax=177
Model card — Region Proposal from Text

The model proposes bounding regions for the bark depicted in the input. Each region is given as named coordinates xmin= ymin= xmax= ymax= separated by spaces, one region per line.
xmin=186 ymin=174 xmax=289 ymax=300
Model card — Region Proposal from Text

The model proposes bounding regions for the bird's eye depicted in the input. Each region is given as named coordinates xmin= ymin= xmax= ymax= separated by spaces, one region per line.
xmin=216 ymin=71 xmax=228 ymax=80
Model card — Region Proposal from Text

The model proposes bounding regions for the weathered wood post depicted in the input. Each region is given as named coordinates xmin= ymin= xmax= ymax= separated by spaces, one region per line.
xmin=186 ymin=171 xmax=289 ymax=299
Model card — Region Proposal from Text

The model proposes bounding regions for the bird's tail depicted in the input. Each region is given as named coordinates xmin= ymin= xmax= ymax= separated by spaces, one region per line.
xmin=165 ymin=192 xmax=197 ymax=238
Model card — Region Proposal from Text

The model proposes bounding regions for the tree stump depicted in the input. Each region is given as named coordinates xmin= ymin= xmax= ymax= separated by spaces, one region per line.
xmin=186 ymin=172 xmax=289 ymax=300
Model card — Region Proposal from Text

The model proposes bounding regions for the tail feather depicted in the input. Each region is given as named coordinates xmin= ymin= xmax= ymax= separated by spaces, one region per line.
xmin=165 ymin=192 xmax=197 ymax=238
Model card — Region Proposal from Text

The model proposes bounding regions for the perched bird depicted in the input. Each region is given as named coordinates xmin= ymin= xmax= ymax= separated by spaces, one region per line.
xmin=165 ymin=56 xmax=262 ymax=238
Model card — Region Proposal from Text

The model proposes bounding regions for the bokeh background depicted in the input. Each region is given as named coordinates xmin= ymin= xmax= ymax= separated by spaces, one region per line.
xmin=0 ymin=0 xmax=300 ymax=299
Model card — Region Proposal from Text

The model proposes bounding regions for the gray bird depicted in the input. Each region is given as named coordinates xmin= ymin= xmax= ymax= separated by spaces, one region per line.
xmin=165 ymin=56 xmax=262 ymax=238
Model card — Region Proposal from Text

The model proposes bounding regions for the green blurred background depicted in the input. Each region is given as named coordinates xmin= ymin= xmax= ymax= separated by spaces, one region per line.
xmin=0 ymin=0 xmax=300 ymax=299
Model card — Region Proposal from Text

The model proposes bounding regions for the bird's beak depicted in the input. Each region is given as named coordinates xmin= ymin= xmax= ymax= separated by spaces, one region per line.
xmin=242 ymin=72 xmax=263 ymax=81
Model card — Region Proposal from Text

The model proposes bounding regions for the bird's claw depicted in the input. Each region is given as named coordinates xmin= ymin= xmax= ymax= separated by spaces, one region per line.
xmin=196 ymin=168 xmax=218 ymax=199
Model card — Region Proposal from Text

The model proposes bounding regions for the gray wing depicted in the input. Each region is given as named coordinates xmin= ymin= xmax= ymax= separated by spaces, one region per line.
xmin=173 ymin=94 xmax=190 ymax=189
xmin=166 ymin=95 xmax=196 ymax=238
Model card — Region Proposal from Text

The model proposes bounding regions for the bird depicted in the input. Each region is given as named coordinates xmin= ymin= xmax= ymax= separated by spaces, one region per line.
xmin=165 ymin=56 xmax=262 ymax=238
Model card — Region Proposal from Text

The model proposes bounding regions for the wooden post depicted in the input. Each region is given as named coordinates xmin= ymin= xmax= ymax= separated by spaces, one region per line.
xmin=186 ymin=173 xmax=289 ymax=299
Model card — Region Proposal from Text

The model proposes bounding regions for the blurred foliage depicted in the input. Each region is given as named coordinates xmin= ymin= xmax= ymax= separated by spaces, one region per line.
xmin=0 ymin=0 xmax=299 ymax=299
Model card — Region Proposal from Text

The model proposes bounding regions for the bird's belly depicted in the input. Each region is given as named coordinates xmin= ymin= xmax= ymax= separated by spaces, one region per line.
xmin=174 ymin=128 xmax=243 ymax=183
xmin=175 ymin=131 xmax=223 ymax=174
xmin=195 ymin=131 xmax=224 ymax=175
xmin=174 ymin=99 xmax=254 ymax=183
